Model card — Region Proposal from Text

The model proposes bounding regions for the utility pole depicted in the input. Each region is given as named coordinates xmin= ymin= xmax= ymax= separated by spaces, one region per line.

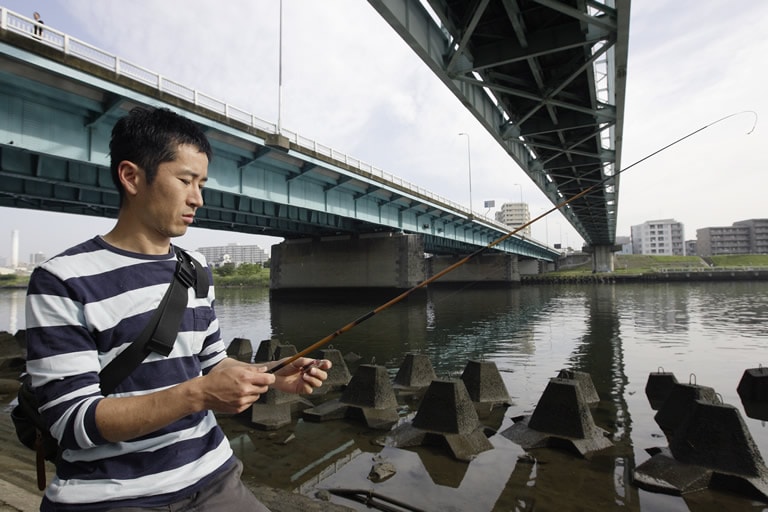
xmin=458 ymin=133 xmax=473 ymax=214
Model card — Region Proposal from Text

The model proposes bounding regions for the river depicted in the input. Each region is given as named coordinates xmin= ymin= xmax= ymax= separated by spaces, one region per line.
xmin=2 ymin=282 xmax=768 ymax=511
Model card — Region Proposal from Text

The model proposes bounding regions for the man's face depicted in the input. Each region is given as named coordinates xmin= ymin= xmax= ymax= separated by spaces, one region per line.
xmin=135 ymin=143 xmax=208 ymax=241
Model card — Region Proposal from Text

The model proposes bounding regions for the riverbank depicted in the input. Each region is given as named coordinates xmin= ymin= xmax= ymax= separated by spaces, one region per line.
xmin=7 ymin=254 xmax=768 ymax=290
xmin=524 ymin=254 xmax=768 ymax=284
xmin=522 ymin=267 xmax=768 ymax=284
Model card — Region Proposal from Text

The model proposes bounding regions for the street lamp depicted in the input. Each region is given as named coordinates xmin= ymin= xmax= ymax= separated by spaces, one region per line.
xmin=538 ymin=206 xmax=549 ymax=246
xmin=458 ymin=132 xmax=473 ymax=214
xmin=277 ymin=0 xmax=284 ymax=133
xmin=513 ymin=183 xmax=523 ymax=204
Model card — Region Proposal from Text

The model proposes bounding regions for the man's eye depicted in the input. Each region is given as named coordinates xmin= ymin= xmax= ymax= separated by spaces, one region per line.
xmin=180 ymin=179 xmax=191 ymax=185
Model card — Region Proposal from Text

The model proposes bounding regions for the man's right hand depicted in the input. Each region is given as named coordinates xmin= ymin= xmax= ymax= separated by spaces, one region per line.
xmin=201 ymin=362 xmax=276 ymax=414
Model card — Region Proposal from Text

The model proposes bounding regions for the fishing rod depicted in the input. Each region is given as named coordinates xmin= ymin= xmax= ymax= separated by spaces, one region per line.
xmin=269 ymin=110 xmax=757 ymax=375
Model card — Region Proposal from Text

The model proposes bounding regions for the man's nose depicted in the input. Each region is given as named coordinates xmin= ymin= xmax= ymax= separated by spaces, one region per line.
xmin=189 ymin=187 xmax=204 ymax=207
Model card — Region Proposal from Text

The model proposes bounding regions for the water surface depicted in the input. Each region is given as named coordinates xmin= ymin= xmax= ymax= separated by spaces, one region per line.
xmin=3 ymin=282 xmax=767 ymax=511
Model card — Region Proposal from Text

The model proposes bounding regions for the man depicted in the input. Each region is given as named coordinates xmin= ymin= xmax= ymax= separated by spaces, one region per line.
xmin=25 ymin=106 xmax=331 ymax=511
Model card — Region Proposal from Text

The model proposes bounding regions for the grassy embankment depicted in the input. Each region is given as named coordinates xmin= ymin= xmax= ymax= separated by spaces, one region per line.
xmin=545 ymin=254 xmax=768 ymax=277
xmin=212 ymin=270 xmax=270 ymax=287
xmin=5 ymin=255 xmax=768 ymax=289
xmin=0 ymin=274 xmax=29 ymax=289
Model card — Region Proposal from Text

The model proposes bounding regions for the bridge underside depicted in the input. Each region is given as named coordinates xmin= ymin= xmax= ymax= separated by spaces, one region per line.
xmin=0 ymin=142 xmax=549 ymax=261
xmin=0 ymin=25 xmax=558 ymax=263
xmin=369 ymin=0 xmax=630 ymax=247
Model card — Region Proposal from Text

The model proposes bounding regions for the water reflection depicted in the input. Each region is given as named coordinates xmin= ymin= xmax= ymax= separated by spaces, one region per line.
xmin=619 ymin=284 xmax=691 ymax=336
xmin=0 ymin=289 xmax=24 ymax=335
xmin=267 ymin=287 xmax=559 ymax=379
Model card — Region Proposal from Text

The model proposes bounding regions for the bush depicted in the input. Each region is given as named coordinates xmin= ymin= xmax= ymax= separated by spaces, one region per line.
xmin=214 ymin=263 xmax=236 ymax=277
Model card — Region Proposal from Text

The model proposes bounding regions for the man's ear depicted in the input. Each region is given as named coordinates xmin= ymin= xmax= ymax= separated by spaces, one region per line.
xmin=117 ymin=161 xmax=142 ymax=197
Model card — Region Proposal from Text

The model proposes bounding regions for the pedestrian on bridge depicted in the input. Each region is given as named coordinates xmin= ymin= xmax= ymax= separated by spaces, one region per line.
xmin=33 ymin=12 xmax=44 ymax=38
xmin=23 ymin=106 xmax=332 ymax=511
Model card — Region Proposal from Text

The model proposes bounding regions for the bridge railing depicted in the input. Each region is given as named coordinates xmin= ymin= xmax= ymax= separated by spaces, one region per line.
xmin=0 ymin=7 xmax=545 ymax=245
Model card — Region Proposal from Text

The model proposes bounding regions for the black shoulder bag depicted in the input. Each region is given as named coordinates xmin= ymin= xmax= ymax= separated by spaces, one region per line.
xmin=11 ymin=248 xmax=209 ymax=490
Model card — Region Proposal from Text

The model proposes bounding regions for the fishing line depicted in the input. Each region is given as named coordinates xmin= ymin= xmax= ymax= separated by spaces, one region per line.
xmin=269 ymin=110 xmax=757 ymax=374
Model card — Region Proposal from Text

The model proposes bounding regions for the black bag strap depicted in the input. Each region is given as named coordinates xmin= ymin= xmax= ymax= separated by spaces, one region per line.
xmin=98 ymin=248 xmax=209 ymax=396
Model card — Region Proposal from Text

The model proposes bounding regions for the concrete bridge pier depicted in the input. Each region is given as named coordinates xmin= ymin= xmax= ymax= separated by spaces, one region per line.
xmin=587 ymin=245 xmax=620 ymax=273
xmin=427 ymin=253 xmax=521 ymax=285
xmin=270 ymin=232 xmax=425 ymax=292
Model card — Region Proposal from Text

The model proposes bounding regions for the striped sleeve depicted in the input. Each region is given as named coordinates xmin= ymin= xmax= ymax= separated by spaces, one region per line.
xmin=26 ymin=266 xmax=108 ymax=450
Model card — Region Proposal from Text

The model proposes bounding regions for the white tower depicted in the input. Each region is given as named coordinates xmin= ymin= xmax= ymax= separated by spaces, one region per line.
xmin=11 ymin=229 xmax=19 ymax=268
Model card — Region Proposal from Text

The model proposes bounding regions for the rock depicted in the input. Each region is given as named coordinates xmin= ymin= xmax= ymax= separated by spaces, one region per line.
xmin=368 ymin=461 xmax=397 ymax=483
xmin=314 ymin=490 xmax=332 ymax=501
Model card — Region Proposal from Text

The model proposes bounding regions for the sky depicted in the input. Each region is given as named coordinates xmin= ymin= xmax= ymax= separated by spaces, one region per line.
xmin=1 ymin=1 xmax=766 ymax=264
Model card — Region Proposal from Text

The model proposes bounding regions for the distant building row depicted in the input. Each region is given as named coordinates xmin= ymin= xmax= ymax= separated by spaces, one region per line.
xmin=196 ymin=244 xmax=269 ymax=267
xmin=620 ymin=218 xmax=768 ymax=257
xmin=1 ymin=245 xmax=268 ymax=271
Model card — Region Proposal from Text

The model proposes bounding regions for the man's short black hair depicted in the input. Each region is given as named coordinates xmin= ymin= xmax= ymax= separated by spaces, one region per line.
xmin=109 ymin=107 xmax=213 ymax=202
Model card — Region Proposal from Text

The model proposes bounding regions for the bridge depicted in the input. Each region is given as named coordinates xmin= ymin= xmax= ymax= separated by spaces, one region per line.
xmin=369 ymin=0 xmax=630 ymax=269
xmin=0 ymin=2 xmax=628 ymax=289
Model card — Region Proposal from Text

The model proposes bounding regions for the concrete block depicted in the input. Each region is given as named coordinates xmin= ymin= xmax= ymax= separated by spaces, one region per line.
xmin=412 ymin=379 xmax=480 ymax=435
xmin=645 ymin=369 xmax=679 ymax=410
xmin=393 ymin=353 xmax=436 ymax=389
xmin=340 ymin=364 xmax=397 ymax=410
xmin=501 ymin=377 xmax=612 ymax=457
xmin=654 ymin=382 xmax=717 ymax=436
xmin=461 ymin=360 xmax=511 ymax=407
xmin=254 ymin=338 xmax=280 ymax=362
xmin=318 ymin=348 xmax=352 ymax=391
xmin=226 ymin=337 xmax=253 ymax=363
xmin=556 ymin=369 xmax=599 ymax=404
xmin=738 ymin=366 xmax=768 ymax=420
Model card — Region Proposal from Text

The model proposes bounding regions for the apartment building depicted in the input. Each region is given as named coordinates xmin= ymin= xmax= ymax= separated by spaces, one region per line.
xmin=494 ymin=202 xmax=531 ymax=237
xmin=696 ymin=219 xmax=768 ymax=256
xmin=630 ymin=219 xmax=685 ymax=255
xmin=734 ymin=219 xmax=768 ymax=254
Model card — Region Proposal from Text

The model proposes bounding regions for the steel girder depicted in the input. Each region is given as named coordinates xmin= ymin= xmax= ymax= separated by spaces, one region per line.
xmin=367 ymin=0 xmax=630 ymax=246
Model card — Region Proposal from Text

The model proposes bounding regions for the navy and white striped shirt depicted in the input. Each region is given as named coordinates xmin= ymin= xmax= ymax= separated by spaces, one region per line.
xmin=25 ymin=236 xmax=234 ymax=511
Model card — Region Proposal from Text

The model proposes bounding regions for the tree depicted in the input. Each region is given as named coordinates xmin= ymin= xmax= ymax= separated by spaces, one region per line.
xmin=215 ymin=262 xmax=236 ymax=276
xmin=235 ymin=263 xmax=261 ymax=276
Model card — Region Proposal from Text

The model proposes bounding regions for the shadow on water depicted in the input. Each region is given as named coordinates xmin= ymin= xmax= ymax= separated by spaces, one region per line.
xmin=202 ymin=284 xmax=768 ymax=511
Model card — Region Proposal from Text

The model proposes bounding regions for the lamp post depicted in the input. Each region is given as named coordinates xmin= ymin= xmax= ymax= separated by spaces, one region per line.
xmin=513 ymin=183 xmax=523 ymax=204
xmin=277 ymin=0 xmax=284 ymax=133
xmin=458 ymin=132 xmax=473 ymax=214
xmin=538 ymin=206 xmax=549 ymax=246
